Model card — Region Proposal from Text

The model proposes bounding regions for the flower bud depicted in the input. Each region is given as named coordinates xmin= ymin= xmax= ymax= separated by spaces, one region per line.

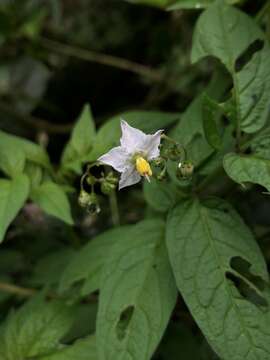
xmin=78 ymin=190 xmax=101 ymax=214
xmin=86 ymin=175 xmax=96 ymax=186
xmin=101 ymin=181 xmax=116 ymax=195
xmin=78 ymin=189 xmax=92 ymax=208
xmin=177 ymin=161 xmax=194 ymax=179
xmin=106 ymin=172 xmax=118 ymax=185
xmin=166 ymin=144 xmax=185 ymax=161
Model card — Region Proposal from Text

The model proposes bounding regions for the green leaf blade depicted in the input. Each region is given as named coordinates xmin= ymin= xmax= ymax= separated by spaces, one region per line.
xmin=97 ymin=220 xmax=177 ymax=360
xmin=59 ymin=226 xmax=131 ymax=296
xmin=166 ymin=198 xmax=270 ymax=360
xmin=61 ymin=104 xmax=96 ymax=173
xmin=223 ymin=153 xmax=270 ymax=192
xmin=202 ymin=94 xmax=222 ymax=150
xmin=237 ymin=45 xmax=270 ymax=133
xmin=0 ymin=174 xmax=30 ymax=243
xmin=38 ymin=336 xmax=97 ymax=360
xmin=1 ymin=295 xmax=75 ymax=359
xmin=31 ymin=181 xmax=73 ymax=225
xmin=191 ymin=1 xmax=262 ymax=72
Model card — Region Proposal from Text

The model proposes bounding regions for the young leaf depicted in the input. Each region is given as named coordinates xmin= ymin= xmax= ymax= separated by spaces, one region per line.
xmin=97 ymin=220 xmax=177 ymax=360
xmin=0 ymin=294 xmax=75 ymax=359
xmin=166 ymin=198 xmax=270 ymax=360
xmin=61 ymin=104 xmax=96 ymax=173
xmin=202 ymin=94 xmax=222 ymax=150
xmin=191 ymin=1 xmax=262 ymax=72
xmin=0 ymin=142 xmax=25 ymax=178
xmin=59 ymin=226 xmax=131 ymax=296
xmin=223 ymin=152 xmax=270 ymax=192
xmin=0 ymin=130 xmax=51 ymax=171
xmin=88 ymin=111 xmax=179 ymax=161
xmin=37 ymin=336 xmax=97 ymax=360
xmin=0 ymin=174 xmax=30 ymax=243
xmin=31 ymin=181 xmax=73 ymax=225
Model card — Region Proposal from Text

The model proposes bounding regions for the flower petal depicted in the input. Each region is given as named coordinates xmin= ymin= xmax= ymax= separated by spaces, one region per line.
xmin=98 ymin=146 xmax=128 ymax=172
xmin=120 ymin=119 xmax=148 ymax=152
xmin=119 ymin=166 xmax=141 ymax=189
xmin=142 ymin=129 xmax=163 ymax=160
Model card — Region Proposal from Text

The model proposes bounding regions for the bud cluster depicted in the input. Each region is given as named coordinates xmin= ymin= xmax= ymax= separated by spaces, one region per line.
xmin=154 ymin=134 xmax=194 ymax=181
xmin=78 ymin=164 xmax=118 ymax=215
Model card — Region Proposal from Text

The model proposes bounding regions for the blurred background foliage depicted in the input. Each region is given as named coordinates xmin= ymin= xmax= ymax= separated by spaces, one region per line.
xmin=0 ymin=0 xmax=269 ymax=359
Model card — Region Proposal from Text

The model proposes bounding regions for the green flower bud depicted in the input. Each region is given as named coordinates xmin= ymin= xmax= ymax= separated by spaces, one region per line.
xmin=101 ymin=181 xmax=116 ymax=195
xmin=86 ymin=175 xmax=96 ymax=186
xmin=78 ymin=189 xmax=92 ymax=208
xmin=152 ymin=157 xmax=166 ymax=168
xmin=78 ymin=190 xmax=101 ymax=214
xmin=106 ymin=172 xmax=118 ymax=185
xmin=177 ymin=161 xmax=194 ymax=179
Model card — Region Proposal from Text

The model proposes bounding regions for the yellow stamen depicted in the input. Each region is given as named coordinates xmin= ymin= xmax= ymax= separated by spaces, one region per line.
xmin=136 ymin=157 xmax=152 ymax=179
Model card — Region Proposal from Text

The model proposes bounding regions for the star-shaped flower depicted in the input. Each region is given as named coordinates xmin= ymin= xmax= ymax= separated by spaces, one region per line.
xmin=98 ymin=120 xmax=163 ymax=189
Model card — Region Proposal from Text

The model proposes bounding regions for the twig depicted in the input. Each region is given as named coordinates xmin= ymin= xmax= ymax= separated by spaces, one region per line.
xmin=0 ymin=282 xmax=37 ymax=297
xmin=39 ymin=37 xmax=163 ymax=82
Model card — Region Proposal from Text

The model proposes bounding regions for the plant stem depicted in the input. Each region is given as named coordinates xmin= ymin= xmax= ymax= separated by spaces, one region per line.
xmin=39 ymin=37 xmax=163 ymax=82
xmin=256 ymin=0 xmax=270 ymax=22
xmin=0 ymin=282 xmax=36 ymax=297
xmin=109 ymin=190 xmax=120 ymax=227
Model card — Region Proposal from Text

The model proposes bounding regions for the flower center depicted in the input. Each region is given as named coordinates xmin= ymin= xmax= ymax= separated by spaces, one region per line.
xmin=135 ymin=157 xmax=152 ymax=181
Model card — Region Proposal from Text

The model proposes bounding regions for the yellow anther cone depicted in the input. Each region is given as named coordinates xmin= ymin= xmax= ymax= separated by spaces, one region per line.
xmin=136 ymin=157 xmax=152 ymax=179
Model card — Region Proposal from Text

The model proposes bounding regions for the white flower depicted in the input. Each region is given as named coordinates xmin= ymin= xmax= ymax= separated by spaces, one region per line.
xmin=98 ymin=119 xmax=163 ymax=189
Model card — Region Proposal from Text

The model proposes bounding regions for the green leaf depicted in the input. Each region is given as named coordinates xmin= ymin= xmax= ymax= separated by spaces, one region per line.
xmin=37 ymin=336 xmax=97 ymax=360
xmin=166 ymin=198 xmax=270 ymax=360
xmin=61 ymin=104 xmax=96 ymax=173
xmin=0 ymin=174 xmax=30 ymax=243
xmin=143 ymin=179 xmax=181 ymax=213
xmin=0 ymin=130 xmax=51 ymax=171
xmin=63 ymin=304 xmax=97 ymax=343
xmin=0 ymin=142 xmax=25 ymax=178
xmin=24 ymin=162 xmax=43 ymax=190
xmin=236 ymin=45 xmax=270 ymax=133
xmin=223 ymin=152 xmax=270 ymax=192
xmin=192 ymin=2 xmax=269 ymax=134
xmin=31 ymin=182 xmax=73 ymax=225
xmin=191 ymin=1 xmax=262 ymax=72
xmin=202 ymin=94 xmax=222 ymax=150
xmin=88 ymin=111 xmax=179 ymax=161
xmin=251 ymin=128 xmax=270 ymax=160
xmin=97 ymin=220 xmax=177 ymax=360
xmin=59 ymin=226 xmax=130 ymax=296
xmin=0 ymin=294 xmax=75 ymax=359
